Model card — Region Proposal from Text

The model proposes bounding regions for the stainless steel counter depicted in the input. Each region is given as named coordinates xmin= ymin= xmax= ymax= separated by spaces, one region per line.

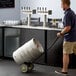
xmin=0 ymin=24 xmax=62 ymax=31
xmin=0 ymin=24 xmax=63 ymax=66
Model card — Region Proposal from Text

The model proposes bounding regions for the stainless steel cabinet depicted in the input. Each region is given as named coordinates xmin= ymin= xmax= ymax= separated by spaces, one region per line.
xmin=4 ymin=28 xmax=20 ymax=57
xmin=47 ymin=30 xmax=63 ymax=67
xmin=20 ymin=29 xmax=45 ymax=64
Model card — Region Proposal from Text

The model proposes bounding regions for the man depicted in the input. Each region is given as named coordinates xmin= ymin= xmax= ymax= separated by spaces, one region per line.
xmin=55 ymin=0 xmax=76 ymax=75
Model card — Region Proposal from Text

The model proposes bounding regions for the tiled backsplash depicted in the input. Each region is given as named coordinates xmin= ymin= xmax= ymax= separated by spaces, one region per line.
xmin=20 ymin=0 xmax=76 ymax=21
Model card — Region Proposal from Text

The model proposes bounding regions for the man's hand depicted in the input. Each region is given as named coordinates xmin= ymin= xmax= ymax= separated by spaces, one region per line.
xmin=57 ymin=26 xmax=71 ymax=37
xmin=57 ymin=32 xmax=63 ymax=37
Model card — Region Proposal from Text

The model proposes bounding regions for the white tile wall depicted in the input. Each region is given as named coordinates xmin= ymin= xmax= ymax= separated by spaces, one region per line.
xmin=0 ymin=0 xmax=20 ymax=22
xmin=20 ymin=0 xmax=76 ymax=21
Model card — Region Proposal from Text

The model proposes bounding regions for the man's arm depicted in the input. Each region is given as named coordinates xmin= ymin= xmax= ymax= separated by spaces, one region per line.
xmin=57 ymin=26 xmax=71 ymax=37
xmin=57 ymin=12 xmax=72 ymax=37
xmin=61 ymin=26 xmax=71 ymax=34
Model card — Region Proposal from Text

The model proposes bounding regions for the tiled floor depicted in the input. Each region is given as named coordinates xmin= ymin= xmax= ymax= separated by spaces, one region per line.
xmin=0 ymin=60 xmax=76 ymax=76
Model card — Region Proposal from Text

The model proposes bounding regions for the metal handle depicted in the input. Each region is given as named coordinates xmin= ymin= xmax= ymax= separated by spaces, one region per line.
xmin=47 ymin=37 xmax=59 ymax=51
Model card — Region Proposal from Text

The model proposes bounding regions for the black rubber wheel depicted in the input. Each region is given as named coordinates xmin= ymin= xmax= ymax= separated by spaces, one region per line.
xmin=20 ymin=64 xmax=29 ymax=73
xmin=20 ymin=63 xmax=34 ymax=73
xmin=28 ymin=63 xmax=34 ymax=71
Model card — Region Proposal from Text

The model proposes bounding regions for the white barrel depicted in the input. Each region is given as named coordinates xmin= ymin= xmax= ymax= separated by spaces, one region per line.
xmin=13 ymin=38 xmax=44 ymax=64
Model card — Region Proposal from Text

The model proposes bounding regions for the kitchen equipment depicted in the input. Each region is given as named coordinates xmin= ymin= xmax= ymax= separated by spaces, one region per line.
xmin=21 ymin=17 xmax=41 ymax=26
xmin=2 ymin=20 xmax=21 ymax=26
xmin=48 ymin=18 xmax=62 ymax=28
xmin=21 ymin=6 xmax=36 ymax=26
xmin=37 ymin=7 xmax=52 ymax=27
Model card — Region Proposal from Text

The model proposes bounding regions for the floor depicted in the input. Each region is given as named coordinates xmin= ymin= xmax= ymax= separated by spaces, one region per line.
xmin=0 ymin=60 xmax=76 ymax=76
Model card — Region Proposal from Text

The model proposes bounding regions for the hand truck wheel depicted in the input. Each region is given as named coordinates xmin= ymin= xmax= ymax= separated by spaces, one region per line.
xmin=20 ymin=63 xmax=34 ymax=73
xmin=20 ymin=64 xmax=29 ymax=73
xmin=28 ymin=63 xmax=34 ymax=71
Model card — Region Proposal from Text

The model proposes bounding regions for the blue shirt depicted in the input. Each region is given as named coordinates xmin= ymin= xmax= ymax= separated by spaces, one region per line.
xmin=63 ymin=8 xmax=76 ymax=42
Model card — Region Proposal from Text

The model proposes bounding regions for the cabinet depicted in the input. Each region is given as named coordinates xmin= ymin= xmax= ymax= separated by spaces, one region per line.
xmin=4 ymin=28 xmax=20 ymax=57
xmin=47 ymin=30 xmax=63 ymax=67
xmin=20 ymin=29 xmax=45 ymax=64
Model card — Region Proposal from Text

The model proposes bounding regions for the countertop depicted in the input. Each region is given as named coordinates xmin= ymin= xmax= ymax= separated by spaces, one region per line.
xmin=0 ymin=24 xmax=62 ymax=31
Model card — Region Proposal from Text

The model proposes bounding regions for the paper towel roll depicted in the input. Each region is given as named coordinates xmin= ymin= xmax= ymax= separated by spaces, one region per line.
xmin=13 ymin=38 xmax=44 ymax=64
